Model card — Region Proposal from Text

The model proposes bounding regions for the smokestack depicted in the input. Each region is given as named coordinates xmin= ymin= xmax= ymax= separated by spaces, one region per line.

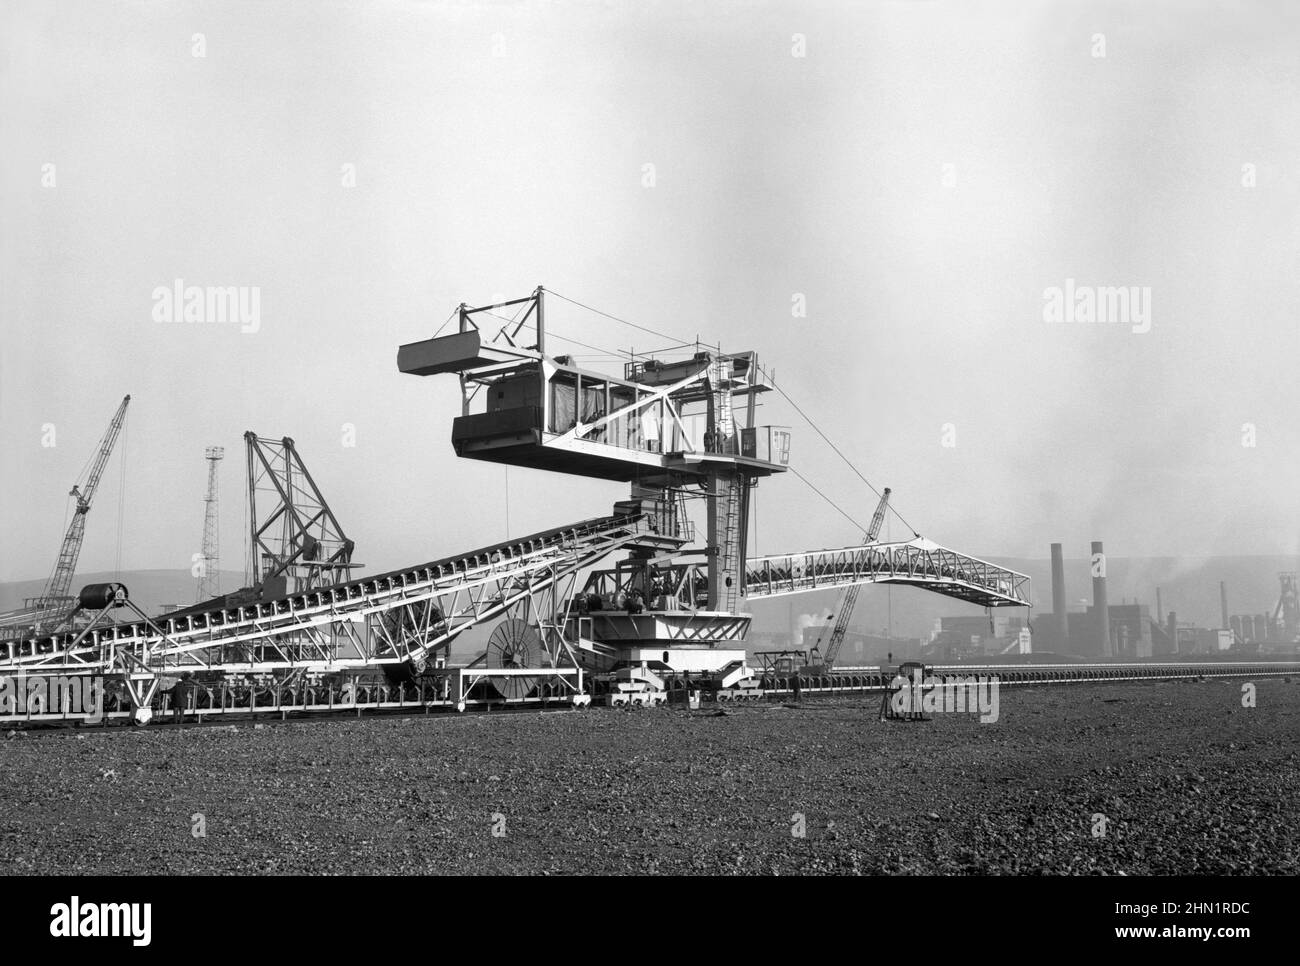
xmin=1050 ymin=543 xmax=1067 ymax=647
xmin=1091 ymin=540 xmax=1111 ymax=657
xmin=1220 ymin=581 xmax=1229 ymax=630
xmin=1050 ymin=544 xmax=1066 ymax=616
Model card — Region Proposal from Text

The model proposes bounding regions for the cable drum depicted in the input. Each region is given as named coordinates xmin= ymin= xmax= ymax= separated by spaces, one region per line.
xmin=77 ymin=583 xmax=128 ymax=610
xmin=486 ymin=619 xmax=544 ymax=701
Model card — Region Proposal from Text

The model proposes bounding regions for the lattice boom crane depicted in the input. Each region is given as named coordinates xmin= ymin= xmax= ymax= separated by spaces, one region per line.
xmin=809 ymin=487 xmax=890 ymax=669
xmin=33 ymin=395 xmax=130 ymax=633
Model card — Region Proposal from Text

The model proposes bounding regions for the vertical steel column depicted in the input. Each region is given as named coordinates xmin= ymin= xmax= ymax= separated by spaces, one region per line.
xmin=536 ymin=287 xmax=548 ymax=434
xmin=245 ymin=432 xmax=258 ymax=585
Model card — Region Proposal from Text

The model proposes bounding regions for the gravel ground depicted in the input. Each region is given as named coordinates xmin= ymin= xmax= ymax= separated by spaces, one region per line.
xmin=2 ymin=678 xmax=1296 ymax=875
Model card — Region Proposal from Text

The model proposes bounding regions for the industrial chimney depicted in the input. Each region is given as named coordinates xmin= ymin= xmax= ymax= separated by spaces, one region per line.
xmin=1050 ymin=543 xmax=1067 ymax=650
xmin=1092 ymin=540 xmax=1111 ymax=657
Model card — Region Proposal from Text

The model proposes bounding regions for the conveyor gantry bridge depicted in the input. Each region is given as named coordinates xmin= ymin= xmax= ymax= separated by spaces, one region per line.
xmin=745 ymin=537 xmax=1029 ymax=608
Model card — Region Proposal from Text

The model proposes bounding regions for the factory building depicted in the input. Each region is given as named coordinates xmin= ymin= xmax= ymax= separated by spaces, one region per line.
xmin=1107 ymin=604 xmax=1154 ymax=659
xmin=1042 ymin=543 xmax=1300 ymax=657
xmin=924 ymin=614 xmax=1031 ymax=660
xmin=799 ymin=625 xmax=921 ymax=663
xmin=1044 ymin=541 xmax=1174 ymax=658
xmin=1229 ymin=613 xmax=1277 ymax=645
xmin=1046 ymin=540 xmax=1119 ymax=658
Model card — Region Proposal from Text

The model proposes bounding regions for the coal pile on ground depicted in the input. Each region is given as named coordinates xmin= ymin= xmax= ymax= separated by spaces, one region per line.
xmin=2 ymin=678 xmax=1296 ymax=875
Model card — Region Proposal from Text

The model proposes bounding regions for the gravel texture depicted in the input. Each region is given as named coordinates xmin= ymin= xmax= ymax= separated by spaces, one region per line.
xmin=2 ymin=677 xmax=1296 ymax=875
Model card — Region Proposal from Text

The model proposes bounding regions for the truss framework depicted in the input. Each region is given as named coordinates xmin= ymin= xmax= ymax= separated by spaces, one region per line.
xmin=0 ymin=512 xmax=661 ymax=683
xmin=245 ymin=433 xmax=355 ymax=593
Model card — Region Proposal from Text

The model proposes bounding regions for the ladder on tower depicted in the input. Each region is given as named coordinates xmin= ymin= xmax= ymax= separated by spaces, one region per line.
xmin=720 ymin=471 xmax=743 ymax=614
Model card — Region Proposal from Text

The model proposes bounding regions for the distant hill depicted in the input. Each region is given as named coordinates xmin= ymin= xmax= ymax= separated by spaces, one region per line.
xmin=0 ymin=570 xmax=245 ymax=617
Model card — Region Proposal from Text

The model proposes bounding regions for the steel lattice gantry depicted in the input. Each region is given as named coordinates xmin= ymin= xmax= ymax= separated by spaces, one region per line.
xmin=245 ymin=433 xmax=356 ymax=595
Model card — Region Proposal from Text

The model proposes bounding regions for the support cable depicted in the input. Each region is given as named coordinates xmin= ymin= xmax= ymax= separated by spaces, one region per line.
xmin=500 ymin=289 xmax=926 ymax=541
xmin=788 ymin=467 xmax=869 ymax=536
xmin=430 ymin=306 xmax=460 ymax=338
xmin=758 ymin=363 xmax=921 ymax=538
xmin=547 ymin=289 xmax=686 ymax=345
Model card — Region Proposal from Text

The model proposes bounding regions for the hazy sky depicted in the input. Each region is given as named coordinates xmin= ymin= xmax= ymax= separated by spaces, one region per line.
xmin=3 ymin=0 xmax=1298 ymax=585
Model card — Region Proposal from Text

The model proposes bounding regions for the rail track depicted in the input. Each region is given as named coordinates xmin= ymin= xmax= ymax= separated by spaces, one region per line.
xmin=744 ymin=660 xmax=1300 ymax=700
xmin=3 ymin=660 xmax=1296 ymax=728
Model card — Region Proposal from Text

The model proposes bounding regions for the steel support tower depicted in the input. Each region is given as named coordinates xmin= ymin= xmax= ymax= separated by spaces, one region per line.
xmin=397 ymin=288 xmax=1029 ymax=698
xmin=398 ymin=287 xmax=792 ymax=691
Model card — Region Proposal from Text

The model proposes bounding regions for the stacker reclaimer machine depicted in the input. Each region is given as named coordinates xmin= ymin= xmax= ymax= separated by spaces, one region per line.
xmin=0 ymin=287 xmax=1030 ymax=722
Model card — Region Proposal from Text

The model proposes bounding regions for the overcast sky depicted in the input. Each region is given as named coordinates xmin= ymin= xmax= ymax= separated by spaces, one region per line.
xmin=2 ymin=0 xmax=1298 ymax=585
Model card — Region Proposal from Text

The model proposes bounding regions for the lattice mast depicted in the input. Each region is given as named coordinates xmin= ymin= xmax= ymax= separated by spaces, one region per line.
xmin=196 ymin=446 xmax=224 ymax=601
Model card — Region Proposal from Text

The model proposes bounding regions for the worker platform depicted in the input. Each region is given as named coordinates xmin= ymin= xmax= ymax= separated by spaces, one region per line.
xmin=397 ymin=296 xmax=791 ymax=487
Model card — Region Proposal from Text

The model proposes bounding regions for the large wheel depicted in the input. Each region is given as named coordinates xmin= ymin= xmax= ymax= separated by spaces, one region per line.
xmin=486 ymin=619 xmax=543 ymax=701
